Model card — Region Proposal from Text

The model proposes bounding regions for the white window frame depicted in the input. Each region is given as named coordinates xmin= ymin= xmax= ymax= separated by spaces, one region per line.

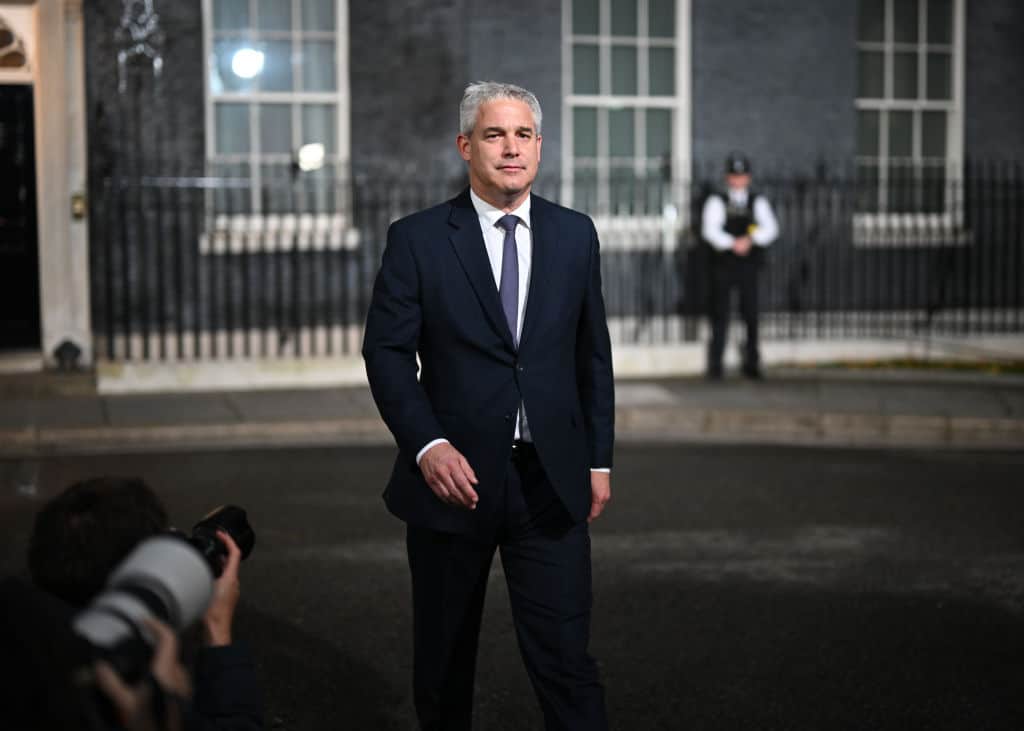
xmin=561 ymin=0 xmax=691 ymax=248
xmin=853 ymin=0 xmax=966 ymax=246
xmin=201 ymin=0 xmax=350 ymax=214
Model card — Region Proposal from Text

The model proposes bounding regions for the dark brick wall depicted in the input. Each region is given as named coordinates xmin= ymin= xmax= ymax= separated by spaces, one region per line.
xmin=83 ymin=0 xmax=205 ymax=182
xmin=965 ymin=0 xmax=1024 ymax=161
xmin=79 ymin=0 xmax=1024 ymax=187
xmin=463 ymin=3 xmax=563 ymax=185
xmin=348 ymin=0 xmax=561 ymax=184
xmin=691 ymin=0 xmax=858 ymax=175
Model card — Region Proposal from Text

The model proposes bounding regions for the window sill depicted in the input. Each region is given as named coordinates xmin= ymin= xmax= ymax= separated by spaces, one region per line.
xmin=852 ymin=213 xmax=971 ymax=248
xmin=199 ymin=213 xmax=360 ymax=254
xmin=591 ymin=214 xmax=685 ymax=252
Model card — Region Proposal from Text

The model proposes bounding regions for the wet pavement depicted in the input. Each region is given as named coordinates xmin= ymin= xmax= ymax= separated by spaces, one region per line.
xmin=2 ymin=443 xmax=1023 ymax=729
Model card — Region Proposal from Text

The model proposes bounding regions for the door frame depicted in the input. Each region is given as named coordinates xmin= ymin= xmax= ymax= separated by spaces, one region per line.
xmin=0 ymin=1 xmax=91 ymax=370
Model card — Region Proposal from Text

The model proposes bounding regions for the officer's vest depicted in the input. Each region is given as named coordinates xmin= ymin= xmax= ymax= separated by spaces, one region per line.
xmin=714 ymin=190 xmax=760 ymax=238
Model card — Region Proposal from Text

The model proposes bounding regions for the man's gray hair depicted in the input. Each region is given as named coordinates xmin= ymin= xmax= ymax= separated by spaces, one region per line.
xmin=459 ymin=81 xmax=543 ymax=137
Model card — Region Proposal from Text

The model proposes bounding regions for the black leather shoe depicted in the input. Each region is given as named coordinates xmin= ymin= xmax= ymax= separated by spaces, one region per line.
xmin=742 ymin=366 xmax=764 ymax=381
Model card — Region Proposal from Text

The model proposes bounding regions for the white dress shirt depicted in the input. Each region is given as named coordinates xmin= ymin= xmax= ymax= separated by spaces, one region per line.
xmin=701 ymin=188 xmax=779 ymax=251
xmin=416 ymin=190 xmax=533 ymax=464
xmin=416 ymin=189 xmax=609 ymax=473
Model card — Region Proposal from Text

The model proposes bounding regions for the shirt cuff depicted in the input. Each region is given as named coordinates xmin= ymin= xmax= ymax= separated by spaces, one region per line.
xmin=416 ymin=438 xmax=449 ymax=465
xmin=590 ymin=467 xmax=611 ymax=473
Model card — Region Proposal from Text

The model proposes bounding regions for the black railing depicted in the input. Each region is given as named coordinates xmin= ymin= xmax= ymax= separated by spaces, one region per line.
xmin=90 ymin=163 xmax=1024 ymax=361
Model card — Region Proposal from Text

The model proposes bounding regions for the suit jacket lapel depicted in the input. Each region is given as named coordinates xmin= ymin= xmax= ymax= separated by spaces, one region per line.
xmin=519 ymin=194 xmax=553 ymax=351
xmin=447 ymin=190 xmax=517 ymax=351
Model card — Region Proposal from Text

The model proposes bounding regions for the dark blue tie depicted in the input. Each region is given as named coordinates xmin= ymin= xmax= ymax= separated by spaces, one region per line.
xmin=496 ymin=214 xmax=520 ymax=347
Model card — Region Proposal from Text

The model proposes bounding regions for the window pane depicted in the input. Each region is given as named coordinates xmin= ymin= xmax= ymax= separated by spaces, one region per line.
xmin=893 ymin=52 xmax=918 ymax=99
xmin=611 ymin=0 xmax=637 ymax=36
xmin=926 ymin=53 xmax=951 ymax=99
xmin=573 ymin=166 xmax=598 ymax=211
xmin=889 ymin=110 xmax=913 ymax=158
xmin=893 ymin=0 xmax=919 ymax=43
xmin=573 ymin=45 xmax=600 ymax=94
xmin=302 ymin=0 xmax=335 ymax=31
xmin=857 ymin=110 xmax=880 ymax=157
xmin=858 ymin=0 xmax=885 ymax=42
xmin=649 ymin=47 xmax=674 ymax=96
xmin=887 ymin=161 xmax=915 ymax=212
xmin=922 ymin=110 xmax=946 ymax=158
xmin=649 ymin=0 xmax=674 ymax=37
xmin=259 ymin=104 xmax=292 ymax=154
xmin=303 ymin=41 xmax=336 ymax=91
xmin=302 ymin=104 xmax=336 ymax=153
xmin=646 ymin=108 xmax=672 ymax=160
xmin=573 ymin=0 xmax=599 ymax=34
xmin=921 ymin=164 xmax=946 ymax=213
xmin=927 ymin=0 xmax=953 ymax=44
xmin=260 ymin=41 xmax=293 ymax=91
xmin=259 ymin=164 xmax=291 ymax=212
xmin=609 ymin=166 xmax=636 ymax=214
xmin=212 ymin=40 xmax=258 ymax=93
xmin=857 ymin=51 xmax=884 ymax=98
xmin=216 ymin=103 xmax=250 ymax=154
xmin=611 ymin=45 xmax=637 ymax=95
xmin=856 ymin=163 xmax=880 ymax=212
xmin=258 ymin=0 xmax=290 ymax=31
xmin=573 ymin=107 xmax=598 ymax=157
xmin=214 ymin=0 xmax=249 ymax=31
xmin=609 ymin=109 xmax=634 ymax=158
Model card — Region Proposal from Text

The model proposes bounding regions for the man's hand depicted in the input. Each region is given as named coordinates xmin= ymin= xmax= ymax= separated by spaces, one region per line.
xmin=419 ymin=442 xmax=479 ymax=510
xmin=732 ymin=235 xmax=753 ymax=256
xmin=201 ymin=530 xmax=241 ymax=647
xmin=587 ymin=471 xmax=611 ymax=523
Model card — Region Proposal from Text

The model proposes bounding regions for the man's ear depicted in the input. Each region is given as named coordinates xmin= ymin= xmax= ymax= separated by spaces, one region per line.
xmin=536 ymin=134 xmax=542 ymax=163
xmin=457 ymin=134 xmax=471 ymax=162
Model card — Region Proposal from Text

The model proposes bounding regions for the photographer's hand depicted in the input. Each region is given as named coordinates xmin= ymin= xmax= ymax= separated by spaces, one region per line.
xmin=93 ymin=618 xmax=191 ymax=731
xmin=202 ymin=530 xmax=241 ymax=647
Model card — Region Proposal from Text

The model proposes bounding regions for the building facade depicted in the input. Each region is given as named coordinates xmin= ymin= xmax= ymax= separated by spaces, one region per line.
xmin=0 ymin=0 xmax=1021 ymax=378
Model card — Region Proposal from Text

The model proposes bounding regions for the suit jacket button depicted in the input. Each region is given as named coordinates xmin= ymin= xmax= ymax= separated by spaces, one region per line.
xmin=517 ymin=364 xmax=524 ymax=372
xmin=504 ymin=413 xmax=513 ymax=421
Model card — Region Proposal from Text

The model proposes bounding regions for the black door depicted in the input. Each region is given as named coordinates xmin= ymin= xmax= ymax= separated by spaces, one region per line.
xmin=0 ymin=84 xmax=40 ymax=350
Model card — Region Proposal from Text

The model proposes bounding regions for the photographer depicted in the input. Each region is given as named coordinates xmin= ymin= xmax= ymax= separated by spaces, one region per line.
xmin=26 ymin=477 xmax=263 ymax=730
xmin=0 ymin=576 xmax=190 ymax=731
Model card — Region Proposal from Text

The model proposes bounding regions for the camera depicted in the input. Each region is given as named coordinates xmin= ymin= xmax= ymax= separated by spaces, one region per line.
xmin=72 ymin=505 xmax=255 ymax=681
xmin=188 ymin=505 xmax=256 ymax=577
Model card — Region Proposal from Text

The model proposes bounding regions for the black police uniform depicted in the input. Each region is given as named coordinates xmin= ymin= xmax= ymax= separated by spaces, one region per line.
xmin=707 ymin=188 xmax=767 ymax=379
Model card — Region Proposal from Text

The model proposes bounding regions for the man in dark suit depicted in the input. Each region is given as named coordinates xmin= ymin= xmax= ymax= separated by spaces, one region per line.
xmin=362 ymin=81 xmax=614 ymax=730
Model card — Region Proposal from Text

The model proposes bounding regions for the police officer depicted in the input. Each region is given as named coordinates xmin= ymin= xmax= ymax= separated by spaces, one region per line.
xmin=701 ymin=153 xmax=779 ymax=380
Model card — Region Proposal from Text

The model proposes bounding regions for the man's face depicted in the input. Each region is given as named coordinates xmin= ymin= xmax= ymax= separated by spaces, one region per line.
xmin=457 ymin=98 xmax=542 ymax=210
xmin=727 ymin=172 xmax=751 ymax=191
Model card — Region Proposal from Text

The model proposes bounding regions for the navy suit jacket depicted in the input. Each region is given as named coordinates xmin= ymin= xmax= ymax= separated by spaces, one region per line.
xmin=362 ymin=189 xmax=614 ymax=537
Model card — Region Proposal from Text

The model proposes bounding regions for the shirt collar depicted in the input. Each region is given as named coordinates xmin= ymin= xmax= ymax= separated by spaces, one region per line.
xmin=469 ymin=188 xmax=532 ymax=231
xmin=728 ymin=188 xmax=749 ymax=205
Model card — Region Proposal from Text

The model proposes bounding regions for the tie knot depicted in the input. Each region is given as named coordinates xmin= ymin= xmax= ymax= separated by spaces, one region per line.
xmin=496 ymin=214 xmax=519 ymax=234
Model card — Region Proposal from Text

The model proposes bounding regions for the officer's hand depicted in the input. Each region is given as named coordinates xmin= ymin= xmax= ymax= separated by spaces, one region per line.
xmin=732 ymin=236 xmax=752 ymax=256
xmin=420 ymin=443 xmax=479 ymax=510
xmin=588 ymin=471 xmax=611 ymax=523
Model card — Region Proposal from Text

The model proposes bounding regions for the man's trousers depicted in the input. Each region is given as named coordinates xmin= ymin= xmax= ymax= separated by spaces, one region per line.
xmin=405 ymin=443 xmax=608 ymax=731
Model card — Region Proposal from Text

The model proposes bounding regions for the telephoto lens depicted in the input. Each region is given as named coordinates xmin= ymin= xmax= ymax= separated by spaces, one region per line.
xmin=189 ymin=505 xmax=256 ymax=577
xmin=72 ymin=534 xmax=214 ymax=681
xmin=70 ymin=506 xmax=255 ymax=683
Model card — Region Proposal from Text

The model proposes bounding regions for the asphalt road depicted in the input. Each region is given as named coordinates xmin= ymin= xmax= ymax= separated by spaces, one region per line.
xmin=2 ymin=445 xmax=1023 ymax=730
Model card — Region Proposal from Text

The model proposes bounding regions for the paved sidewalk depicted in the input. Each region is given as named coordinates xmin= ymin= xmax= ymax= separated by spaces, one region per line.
xmin=1 ymin=368 xmax=1022 ymax=457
